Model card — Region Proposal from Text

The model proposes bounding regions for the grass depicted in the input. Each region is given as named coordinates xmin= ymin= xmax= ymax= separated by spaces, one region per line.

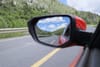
xmin=0 ymin=31 xmax=29 ymax=39
xmin=87 ymin=24 xmax=97 ymax=27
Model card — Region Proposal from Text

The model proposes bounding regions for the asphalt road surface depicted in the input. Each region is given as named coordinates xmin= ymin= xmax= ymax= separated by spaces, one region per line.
xmin=0 ymin=35 xmax=82 ymax=67
xmin=0 ymin=26 xmax=95 ymax=67
xmin=39 ymin=35 xmax=59 ymax=45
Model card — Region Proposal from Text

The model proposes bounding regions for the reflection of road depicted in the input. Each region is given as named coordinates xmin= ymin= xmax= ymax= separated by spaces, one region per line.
xmin=39 ymin=35 xmax=59 ymax=45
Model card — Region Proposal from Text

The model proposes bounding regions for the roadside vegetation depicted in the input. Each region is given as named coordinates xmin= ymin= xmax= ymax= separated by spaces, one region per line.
xmin=0 ymin=0 xmax=100 ymax=39
xmin=0 ymin=0 xmax=100 ymax=28
xmin=0 ymin=31 xmax=29 ymax=39
xmin=36 ymin=26 xmax=65 ymax=36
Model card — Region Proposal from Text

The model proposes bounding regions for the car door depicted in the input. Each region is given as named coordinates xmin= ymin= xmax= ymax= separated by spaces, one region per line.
xmin=76 ymin=22 xmax=100 ymax=67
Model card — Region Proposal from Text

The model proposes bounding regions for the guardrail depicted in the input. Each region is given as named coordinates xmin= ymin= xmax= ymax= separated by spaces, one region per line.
xmin=0 ymin=28 xmax=28 ymax=34
xmin=38 ymin=35 xmax=50 ymax=37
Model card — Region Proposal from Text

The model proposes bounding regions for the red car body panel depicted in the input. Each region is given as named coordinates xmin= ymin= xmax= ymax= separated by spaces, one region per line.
xmin=70 ymin=47 xmax=83 ymax=67
xmin=58 ymin=36 xmax=68 ymax=45
xmin=58 ymin=36 xmax=83 ymax=67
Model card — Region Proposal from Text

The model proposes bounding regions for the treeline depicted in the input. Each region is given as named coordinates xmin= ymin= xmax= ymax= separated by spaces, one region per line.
xmin=0 ymin=0 xmax=100 ymax=28
xmin=0 ymin=0 xmax=49 ymax=28
xmin=36 ymin=26 xmax=64 ymax=36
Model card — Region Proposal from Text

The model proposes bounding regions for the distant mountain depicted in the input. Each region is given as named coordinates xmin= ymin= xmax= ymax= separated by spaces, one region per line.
xmin=0 ymin=0 xmax=99 ymax=28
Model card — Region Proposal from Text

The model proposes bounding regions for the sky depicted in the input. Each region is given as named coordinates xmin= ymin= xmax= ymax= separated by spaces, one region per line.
xmin=37 ymin=17 xmax=70 ymax=32
xmin=58 ymin=0 xmax=67 ymax=5
xmin=58 ymin=0 xmax=100 ymax=15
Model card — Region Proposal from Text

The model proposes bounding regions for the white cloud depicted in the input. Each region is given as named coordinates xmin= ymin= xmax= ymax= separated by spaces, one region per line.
xmin=67 ymin=0 xmax=100 ymax=15
xmin=57 ymin=23 xmax=67 ymax=29
xmin=48 ymin=24 xmax=56 ymax=29
xmin=50 ymin=23 xmax=67 ymax=32
xmin=39 ymin=26 xmax=46 ymax=31
xmin=38 ymin=17 xmax=66 ymax=23
xmin=39 ymin=23 xmax=67 ymax=32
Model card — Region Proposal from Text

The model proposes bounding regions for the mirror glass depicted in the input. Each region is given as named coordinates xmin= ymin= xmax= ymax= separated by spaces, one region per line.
xmin=35 ymin=16 xmax=71 ymax=46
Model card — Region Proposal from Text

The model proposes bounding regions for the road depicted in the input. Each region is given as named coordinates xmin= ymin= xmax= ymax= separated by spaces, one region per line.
xmin=86 ymin=25 xmax=96 ymax=32
xmin=0 ymin=35 xmax=82 ymax=67
xmin=39 ymin=35 xmax=59 ymax=45
xmin=0 ymin=25 xmax=95 ymax=67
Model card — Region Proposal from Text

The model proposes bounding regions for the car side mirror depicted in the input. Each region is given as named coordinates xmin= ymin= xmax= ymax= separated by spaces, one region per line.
xmin=28 ymin=15 xmax=77 ymax=48
xmin=28 ymin=15 xmax=92 ymax=48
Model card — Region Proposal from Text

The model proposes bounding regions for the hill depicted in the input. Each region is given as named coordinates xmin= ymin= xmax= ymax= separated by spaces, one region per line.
xmin=0 ymin=0 xmax=99 ymax=28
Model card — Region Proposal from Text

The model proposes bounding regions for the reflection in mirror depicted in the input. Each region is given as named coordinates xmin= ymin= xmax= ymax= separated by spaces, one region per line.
xmin=35 ymin=16 xmax=71 ymax=46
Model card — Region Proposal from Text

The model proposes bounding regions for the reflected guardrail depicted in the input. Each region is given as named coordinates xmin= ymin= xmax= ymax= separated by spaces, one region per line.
xmin=0 ymin=28 xmax=28 ymax=34
xmin=37 ymin=35 xmax=50 ymax=37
